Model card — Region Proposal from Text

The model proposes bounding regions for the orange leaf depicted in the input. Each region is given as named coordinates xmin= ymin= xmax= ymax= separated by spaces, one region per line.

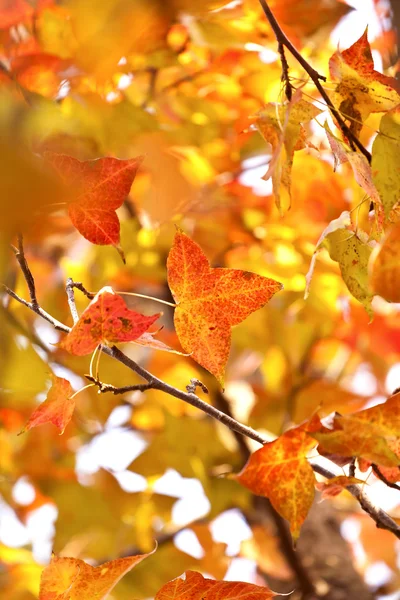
xmin=234 ymin=427 xmax=316 ymax=539
xmin=0 ymin=0 xmax=33 ymax=29
xmin=315 ymin=475 xmax=364 ymax=499
xmin=45 ymin=153 xmax=143 ymax=247
xmin=329 ymin=29 xmax=400 ymax=137
xmin=370 ymin=223 xmax=400 ymax=302
xmin=313 ymin=395 xmax=400 ymax=468
xmin=19 ymin=377 xmax=74 ymax=435
xmin=39 ymin=552 xmax=151 ymax=600
xmin=155 ymin=571 xmax=276 ymax=600
xmin=133 ymin=331 xmax=189 ymax=355
xmin=59 ymin=287 xmax=160 ymax=356
xmin=167 ymin=231 xmax=283 ymax=384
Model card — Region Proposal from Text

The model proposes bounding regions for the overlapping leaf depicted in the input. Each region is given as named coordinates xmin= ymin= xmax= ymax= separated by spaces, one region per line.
xmin=329 ymin=29 xmax=400 ymax=137
xmin=313 ymin=393 xmax=400 ymax=468
xmin=59 ymin=287 xmax=159 ymax=356
xmin=371 ymin=106 xmax=400 ymax=219
xmin=39 ymin=552 xmax=152 ymax=600
xmin=255 ymin=95 xmax=321 ymax=212
xmin=370 ymin=222 xmax=400 ymax=302
xmin=167 ymin=231 xmax=283 ymax=384
xmin=234 ymin=427 xmax=317 ymax=539
xmin=45 ymin=153 xmax=143 ymax=248
xmin=315 ymin=475 xmax=365 ymax=499
xmin=19 ymin=376 xmax=74 ymax=435
xmin=155 ymin=570 xmax=276 ymax=600
xmin=306 ymin=211 xmax=374 ymax=314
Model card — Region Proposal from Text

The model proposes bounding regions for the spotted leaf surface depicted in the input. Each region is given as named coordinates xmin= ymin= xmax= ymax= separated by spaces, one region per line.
xmin=59 ymin=287 xmax=160 ymax=356
xmin=167 ymin=231 xmax=283 ymax=385
xmin=39 ymin=553 xmax=151 ymax=600
xmin=155 ymin=570 xmax=276 ymax=600
xmin=235 ymin=428 xmax=317 ymax=539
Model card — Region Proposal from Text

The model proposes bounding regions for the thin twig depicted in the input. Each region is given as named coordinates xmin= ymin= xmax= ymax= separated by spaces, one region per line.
xmin=277 ymin=42 xmax=292 ymax=101
xmin=371 ymin=464 xmax=400 ymax=491
xmin=258 ymin=0 xmax=372 ymax=162
xmin=86 ymin=376 xmax=153 ymax=395
xmin=65 ymin=278 xmax=79 ymax=324
xmin=3 ymin=256 xmax=400 ymax=541
xmin=349 ymin=458 xmax=356 ymax=478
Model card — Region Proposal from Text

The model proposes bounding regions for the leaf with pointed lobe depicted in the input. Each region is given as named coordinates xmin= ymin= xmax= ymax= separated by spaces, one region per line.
xmin=39 ymin=552 xmax=152 ymax=600
xmin=59 ymin=287 xmax=160 ymax=356
xmin=19 ymin=377 xmax=74 ymax=435
xmin=155 ymin=570 xmax=277 ymax=600
xmin=167 ymin=231 xmax=283 ymax=385
xmin=234 ymin=426 xmax=317 ymax=539
xmin=329 ymin=29 xmax=400 ymax=137
xmin=45 ymin=152 xmax=143 ymax=248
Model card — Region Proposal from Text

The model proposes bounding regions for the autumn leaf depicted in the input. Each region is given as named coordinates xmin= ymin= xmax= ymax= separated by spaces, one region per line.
xmin=39 ymin=552 xmax=152 ymax=600
xmin=329 ymin=29 xmax=400 ymax=137
xmin=370 ymin=222 xmax=400 ymax=302
xmin=234 ymin=427 xmax=317 ymax=539
xmin=255 ymin=94 xmax=321 ymax=213
xmin=155 ymin=570 xmax=276 ymax=600
xmin=59 ymin=287 xmax=160 ymax=356
xmin=18 ymin=377 xmax=74 ymax=436
xmin=0 ymin=0 xmax=33 ymax=29
xmin=45 ymin=153 xmax=143 ymax=248
xmin=305 ymin=212 xmax=374 ymax=315
xmin=315 ymin=475 xmax=364 ymax=499
xmin=167 ymin=231 xmax=283 ymax=384
xmin=133 ymin=331 xmax=190 ymax=355
xmin=313 ymin=395 xmax=400 ymax=468
xmin=371 ymin=106 xmax=400 ymax=219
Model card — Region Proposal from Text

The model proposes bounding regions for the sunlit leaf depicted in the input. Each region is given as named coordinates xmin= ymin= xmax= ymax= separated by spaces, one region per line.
xmin=234 ymin=427 xmax=317 ymax=539
xmin=59 ymin=287 xmax=160 ymax=355
xmin=19 ymin=376 xmax=74 ymax=435
xmin=371 ymin=106 xmax=400 ymax=219
xmin=167 ymin=230 xmax=283 ymax=384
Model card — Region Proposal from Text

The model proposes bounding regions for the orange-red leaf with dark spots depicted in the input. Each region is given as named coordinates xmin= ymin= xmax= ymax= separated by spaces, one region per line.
xmin=19 ymin=377 xmax=74 ymax=435
xmin=59 ymin=287 xmax=160 ymax=356
xmin=155 ymin=571 xmax=276 ymax=600
xmin=167 ymin=231 xmax=283 ymax=385
xmin=45 ymin=153 xmax=143 ymax=246
xmin=234 ymin=427 xmax=317 ymax=539
xmin=39 ymin=552 xmax=152 ymax=600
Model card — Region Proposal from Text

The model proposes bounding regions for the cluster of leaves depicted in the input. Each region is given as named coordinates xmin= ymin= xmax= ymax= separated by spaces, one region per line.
xmin=2 ymin=0 xmax=400 ymax=598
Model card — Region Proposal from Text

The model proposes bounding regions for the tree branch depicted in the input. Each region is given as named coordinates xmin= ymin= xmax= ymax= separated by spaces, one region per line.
xmin=3 ymin=251 xmax=400 ymax=542
xmin=258 ymin=0 xmax=372 ymax=162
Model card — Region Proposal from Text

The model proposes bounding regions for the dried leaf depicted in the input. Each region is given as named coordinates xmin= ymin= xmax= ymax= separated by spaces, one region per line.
xmin=59 ymin=287 xmax=160 ymax=356
xmin=234 ymin=427 xmax=316 ymax=539
xmin=167 ymin=231 xmax=283 ymax=384
xmin=19 ymin=377 xmax=74 ymax=435
xmin=315 ymin=475 xmax=364 ymax=499
xmin=329 ymin=29 xmax=400 ymax=137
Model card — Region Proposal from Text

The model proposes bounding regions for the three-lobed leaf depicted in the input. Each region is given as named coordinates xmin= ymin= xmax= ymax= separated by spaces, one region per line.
xmin=45 ymin=152 xmax=143 ymax=248
xmin=167 ymin=231 xmax=283 ymax=385
xmin=234 ymin=427 xmax=317 ymax=539
xmin=59 ymin=287 xmax=160 ymax=356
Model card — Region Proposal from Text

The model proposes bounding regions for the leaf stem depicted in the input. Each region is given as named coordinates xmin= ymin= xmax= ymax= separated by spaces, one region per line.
xmin=117 ymin=291 xmax=176 ymax=308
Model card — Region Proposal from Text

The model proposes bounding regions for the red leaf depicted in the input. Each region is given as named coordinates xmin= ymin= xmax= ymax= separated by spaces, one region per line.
xmin=45 ymin=153 xmax=143 ymax=246
xmin=19 ymin=377 xmax=74 ymax=435
xmin=59 ymin=287 xmax=160 ymax=356
xmin=155 ymin=571 xmax=276 ymax=600
xmin=0 ymin=0 xmax=33 ymax=30
xmin=167 ymin=231 xmax=283 ymax=384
